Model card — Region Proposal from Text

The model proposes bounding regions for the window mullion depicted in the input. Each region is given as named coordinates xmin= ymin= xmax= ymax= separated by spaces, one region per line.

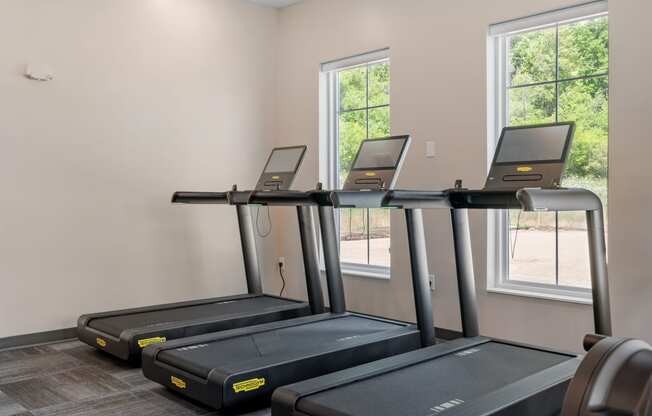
xmin=555 ymin=23 xmax=560 ymax=286
xmin=365 ymin=65 xmax=370 ymax=265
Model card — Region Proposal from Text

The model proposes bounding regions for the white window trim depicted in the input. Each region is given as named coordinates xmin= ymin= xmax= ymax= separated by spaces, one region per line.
xmin=320 ymin=48 xmax=392 ymax=280
xmin=487 ymin=3 xmax=608 ymax=303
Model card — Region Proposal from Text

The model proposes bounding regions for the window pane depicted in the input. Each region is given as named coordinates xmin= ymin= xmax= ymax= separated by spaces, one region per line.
xmin=338 ymin=110 xmax=366 ymax=184
xmin=508 ymin=210 xmax=556 ymax=285
xmin=369 ymin=208 xmax=391 ymax=267
xmin=335 ymin=59 xmax=391 ymax=270
xmin=559 ymin=16 xmax=608 ymax=79
xmin=368 ymin=106 xmax=390 ymax=138
xmin=339 ymin=66 xmax=367 ymax=111
xmin=368 ymin=62 xmax=390 ymax=106
xmin=559 ymin=77 xmax=609 ymax=182
xmin=508 ymin=27 xmax=556 ymax=86
xmin=557 ymin=211 xmax=591 ymax=288
xmin=340 ymin=208 xmax=368 ymax=264
xmin=508 ymin=84 xmax=556 ymax=125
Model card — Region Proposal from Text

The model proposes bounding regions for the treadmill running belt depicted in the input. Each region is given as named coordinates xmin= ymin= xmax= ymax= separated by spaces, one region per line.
xmin=158 ymin=315 xmax=402 ymax=378
xmin=297 ymin=341 xmax=574 ymax=416
xmin=88 ymin=296 xmax=295 ymax=337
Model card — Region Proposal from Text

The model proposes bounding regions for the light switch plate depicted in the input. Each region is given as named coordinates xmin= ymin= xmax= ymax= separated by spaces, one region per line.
xmin=426 ymin=141 xmax=436 ymax=158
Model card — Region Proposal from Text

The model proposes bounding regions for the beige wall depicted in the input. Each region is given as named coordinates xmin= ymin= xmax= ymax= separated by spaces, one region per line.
xmin=273 ymin=0 xmax=652 ymax=351
xmin=1 ymin=0 xmax=650 ymax=349
xmin=0 ymin=0 xmax=279 ymax=338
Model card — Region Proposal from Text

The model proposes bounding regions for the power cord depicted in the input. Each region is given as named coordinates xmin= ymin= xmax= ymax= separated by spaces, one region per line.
xmin=511 ymin=210 xmax=522 ymax=259
xmin=255 ymin=206 xmax=272 ymax=238
xmin=278 ymin=260 xmax=286 ymax=297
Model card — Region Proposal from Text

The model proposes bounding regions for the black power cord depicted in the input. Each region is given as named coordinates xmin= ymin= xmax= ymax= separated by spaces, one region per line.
xmin=278 ymin=261 xmax=286 ymax=297
xmin=511 ymin=210 xmax=522 ymax=259
xmin=255 ymin=206 xmax=272 ymax=238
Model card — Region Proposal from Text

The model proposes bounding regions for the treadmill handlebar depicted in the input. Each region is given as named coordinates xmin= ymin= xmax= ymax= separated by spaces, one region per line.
xmin=329 ymin=191 xmax=387 ymax=208
xmin=172 ymin=187 xmax=602 ymax=212
xmin=517 ymin=188 xmax=603 ymax=212
xmin=329 ymin=190 xmax=451 ymax=209
xmin=448 ymin=187 xmax=603 ymax=212
xmin=171 ymin=190 xmax=321 ymax=206
xmin=248 ymin=190 xmax=320 ymax=206
xmin=171 ymin=192 xmax=229 ymax=204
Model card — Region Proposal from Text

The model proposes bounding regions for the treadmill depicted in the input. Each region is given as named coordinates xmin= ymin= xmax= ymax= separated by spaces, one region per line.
xmin=141 ymin=135 xmax=442 ymax=410
xmin=272 ymin=122 xmax=613 ymax=416
xmin=77 ymin=145 xmax=325 ymax=364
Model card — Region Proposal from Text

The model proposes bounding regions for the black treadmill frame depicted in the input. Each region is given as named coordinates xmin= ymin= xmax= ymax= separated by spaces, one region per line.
xmin=272 ymin=187 xmax=612 ymax=416
xmin=77 ymin=190 xmax=325 ymax=363
xmin=141 ymin=188 xmax=440 ymax=410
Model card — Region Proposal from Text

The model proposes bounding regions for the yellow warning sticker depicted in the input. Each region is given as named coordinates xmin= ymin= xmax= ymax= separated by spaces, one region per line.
xmin=233 ymin=377 xmax=266 ymax=393
xmin=171 ymin=376 xmax=187 ymax=389
xmin=365 ymin=172 xmax=377 ymax=177
xmin=137 ymin=337 xmax=166 ymax=348
xmin=96 ymin=338 xmax=107 ymax=347
xmin=517 ymin=166 xmax=533 ymax=172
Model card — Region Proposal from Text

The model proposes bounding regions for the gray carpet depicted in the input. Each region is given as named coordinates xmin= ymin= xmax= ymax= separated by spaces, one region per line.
xmin=0 ymin=340 xmax=270 ymax=416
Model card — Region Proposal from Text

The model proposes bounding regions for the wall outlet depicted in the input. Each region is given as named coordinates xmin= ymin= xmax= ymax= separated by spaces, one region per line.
xmin=278 ymin=257 xmax=286 ymax=271
xmin=429 ymin=274 xmax=435 ymax=291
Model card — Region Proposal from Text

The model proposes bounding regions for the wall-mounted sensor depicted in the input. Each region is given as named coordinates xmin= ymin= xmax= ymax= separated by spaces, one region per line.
xmin=25 ymin=64 xmax=54 ymax=81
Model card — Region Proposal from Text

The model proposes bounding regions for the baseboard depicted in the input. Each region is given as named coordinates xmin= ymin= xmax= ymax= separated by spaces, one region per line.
xmin=0 ymin=327 xmax=77 ymax=350
xmin=435 ymin=326 xmax=463 ymax=340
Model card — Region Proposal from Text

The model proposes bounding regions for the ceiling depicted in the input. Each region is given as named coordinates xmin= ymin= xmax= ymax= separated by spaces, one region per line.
xmin=248 ymin=0 xmax=303 ymax=8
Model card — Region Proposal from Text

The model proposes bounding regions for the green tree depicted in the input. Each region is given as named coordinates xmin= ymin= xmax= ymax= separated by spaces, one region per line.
xmin=338 ymin=62 xmax=390 ymax=181
xmin=508 ymin=17 xmax=608 ymax=179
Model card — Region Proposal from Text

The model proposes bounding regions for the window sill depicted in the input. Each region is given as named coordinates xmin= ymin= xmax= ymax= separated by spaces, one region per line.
xmin=320 ymin=263 xmax=391 ymax=280
xmin=487 ymin=282 xmax=592 ymax=305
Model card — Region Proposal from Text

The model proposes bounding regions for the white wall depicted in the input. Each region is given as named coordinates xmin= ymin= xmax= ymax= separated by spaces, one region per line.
xmin=0 ymin=0 xmax=279 ymax=338
xmin=273 ymin=0 xmax=652 ymax=351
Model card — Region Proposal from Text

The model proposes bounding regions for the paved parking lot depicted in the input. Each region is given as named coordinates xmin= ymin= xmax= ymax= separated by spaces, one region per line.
xmin=341 ymin=230 xmax=596 ymax=288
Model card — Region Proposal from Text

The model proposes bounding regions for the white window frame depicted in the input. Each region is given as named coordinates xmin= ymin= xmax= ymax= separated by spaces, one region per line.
xmin=487 ymin=1 xmax=608 ymax=303
xmin=320 ymin=48 xmax=391 ymax=279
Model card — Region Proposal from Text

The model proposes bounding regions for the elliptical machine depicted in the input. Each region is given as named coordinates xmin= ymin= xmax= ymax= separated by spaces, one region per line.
xmin=562 ymin=334 xmax=652 ymax=416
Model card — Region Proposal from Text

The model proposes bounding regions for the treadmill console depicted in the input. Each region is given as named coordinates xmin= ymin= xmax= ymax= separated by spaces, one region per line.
xmin=484 ymin=122 xmax=575 ymax=190
xmin=343 ymin=135 xmax=410 ymax=191
xmin=255 ymin=145 xmax=307 ymax=191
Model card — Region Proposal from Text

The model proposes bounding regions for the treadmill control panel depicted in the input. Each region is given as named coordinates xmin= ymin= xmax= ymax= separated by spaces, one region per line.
xmin=343 ymin=135 xmax=410 ymax=191
xmin=255 ymin=145 xmax=307 ymax=191
xmin=484 ymin=122 xmax=574 ymax=191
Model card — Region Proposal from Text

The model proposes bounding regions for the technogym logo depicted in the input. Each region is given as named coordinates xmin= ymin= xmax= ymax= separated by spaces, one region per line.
xmin=429 ymin=398 xmax=465 ymax=414
xmin=177 ymin=344 xmax=208 ymax=352
xmin=455 ymin=348 xmax=480 ymax=357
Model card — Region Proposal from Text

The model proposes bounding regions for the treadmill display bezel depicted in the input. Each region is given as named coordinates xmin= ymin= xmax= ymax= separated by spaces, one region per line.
xmin=349 ymin=136 xmax=411 ymax=172
xmin=261 ymin=145 xmax=307 ymax=174
xmin=491 ymin=122 xmax=575 ymax=166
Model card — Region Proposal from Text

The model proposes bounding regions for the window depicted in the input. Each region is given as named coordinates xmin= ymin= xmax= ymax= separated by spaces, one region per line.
xmin=321 ymin=49 xmax=391 ymax=277
xmin=488 ymin=2 xmax=608 ymax=301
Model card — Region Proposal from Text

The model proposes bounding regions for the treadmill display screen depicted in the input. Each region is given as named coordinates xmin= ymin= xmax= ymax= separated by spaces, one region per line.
xmin=495 ymin=124 xmax=572 ymax=164
xmin=352 ymin=138 xmax=408 ymax=170
xmin=264 ymin=147 xmax=306 ymax=173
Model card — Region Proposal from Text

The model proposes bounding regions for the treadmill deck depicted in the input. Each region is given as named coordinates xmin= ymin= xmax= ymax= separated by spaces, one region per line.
xmin=88 ymin=295 xmax=298 ymax=336
xmin=292 ymin=340 xmax=577 ymax=416
xmin=157 ymin=314 xmax=405 ymax=378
